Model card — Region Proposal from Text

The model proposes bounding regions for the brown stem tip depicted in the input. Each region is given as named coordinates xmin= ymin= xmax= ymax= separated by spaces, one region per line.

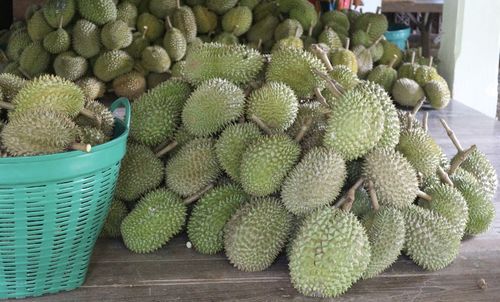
xmin=449 ymin=145 xmax=477 ymax=175
xmin=155 ymin=141 xmax=178 ymax=158
xmin=184 ymin=184 xmax=214 ymax=205
xmin=417 ymin=190 xmax=432 ymax=201
xmin=250 ymin=114 xmax=272 ymax=135
xmin=439 ymin=118 xmax=463 ymax=152
xmin=71 ymin=143 xmax=92 ymax=153
xmin=367 ymin=180 xmax=380 ymax=211
xmin=341 ymin=178 xmax=365 ymax=212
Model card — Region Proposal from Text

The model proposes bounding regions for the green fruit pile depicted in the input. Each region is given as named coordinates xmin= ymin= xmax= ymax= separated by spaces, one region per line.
xmin=96 ymin=40 xmax=495 ymax=299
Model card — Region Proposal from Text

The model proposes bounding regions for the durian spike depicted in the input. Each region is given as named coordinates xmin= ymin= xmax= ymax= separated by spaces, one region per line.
xmin=184 ymin=184 xmax=214 ymax=205
xmin=155 ymin=141 xmax=178 ymax=158
xmin=369 ymin=36 xmax=384 ymax=50
xmin=250 ymin=114 xmax=272 ymax=135
xmin=366 ymin=23 xmax=372 ymax=34
xmin=314 ymin=87 xmax=330 ymax=108
xmin=340 ymin=178 xmax=365 ymax=212
xmin=411 ymin=51 xmax=416 ymax=64
xmin=142 ymin=26 xmax=148 ymax=39
xmin=345 ymin=38 xmax=350 ymax=50
xmin=70 ymin=143 xmax=92 ymax=153
xmin=294 ymin=117 xmax=313 ymax=143
xmin=166 ymin=16 xmax=173 ymax=30
xmin=311 ymin=44 xmax=333 ymax=72
xmin=176 ymin=0 xmax=181 ymax=9
xmin=449 ymin=145 xmax=477 ymax=175
xmin=0 ymin=101 xmax=14 ymax=110
xmin=367 ymin=180 xmax=380 ymax=211
xmin=388 ymin=55 xmax=398 ymax=69
xmin=79 ymin=108 xmax=103 ymax=126
xmin=422 ymin=112 xmax=429 ymax=132
xmin=417 ymin=190 xmax=432 ymax=201
xmin=439 ymin=118 xmax=464 ymax=151
xmin=411 ymin=97 xmax=425 ymax=116
xmin=428 ymin=56 xmax=434 ymax=67
xmin=313 ymin=69 xmax=344 ymax=99
xmin=437 ymin=166 xmax=454 ymax=187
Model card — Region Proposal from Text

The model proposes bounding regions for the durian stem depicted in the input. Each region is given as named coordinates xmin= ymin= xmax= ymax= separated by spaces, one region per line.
xmin=407 ymin=40 xmax=411 ymax=51
xmin=417 ymin=190 xmax=432 ymax=201
xmin=313 ymin=69 xmax=344 ymax=99
xmin=155 ymin=141 xmax=178 ymax=158
xmin=314 ymin=87 xmax=329 ymax=108
xmin=437 ymin=166 xmax=454 ymax=187
xmin=422 ymin=112 xmax=429 ymax=132
xmin=256 ymin=39 xmax=263 ymax=51
xmin=366 ymin=23 xmax=372 ymax=35
xmin=0 ymin=101 xmax=14 ymax=110
xmin=184 ymin=184 xmax=214 ymax=205
xmin=58 ymin=15 xmax=63 ymax=29
xmin=80 ymin=108 xmax=102 ymax=126
xmin=449 ymin=145 xmax=477 ymax=175
xmin=166 ymin=16 xmax=173 ymax=30
xmin=294 ymin=26 xmax=301 ymax=38
xmin=142 ymin=26 xmax=149 ymax=39
xmin=411 ymin=50 xmax=416 ymax=64
xmin=308 ymin=23 xmax=314 ymax=37
xmin=311 ymin=44 xmax=333 ymax=72
xmin=176 ymin=0 xmax=181 ymax=9
xmin=418 ymin=47 xmax=422 ymax=58
xmin=70 ymin=143 xmax=91 ymax=153
xmin=428 ymin=56 xmax=434 ymax=67
xmin=411 ymin=97 xmax=425 ymax=116
xmin=340 ymin=178 xmax=365 ymax=212
xmin=250 ymin=114 xmax=272 ymax=135
xmin=295 ymin=117 xmax=313 ymax=143
xmin=345 ymin=38 xmax=350 ymax=50
xmin=439 ymin=118 xmax=464 ymax=152
xmin=369 ymin=36 xmax=384 ymax=50
xmin=376 ymin=6 xmax=381 ymax=14
xmin=367 ymin=180 xmax=380 ymax=211
xmin=388 ymin=55 xmax=398 ymax=69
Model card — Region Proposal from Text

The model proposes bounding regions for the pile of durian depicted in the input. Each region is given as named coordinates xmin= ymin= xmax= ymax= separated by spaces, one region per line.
xmin=0 ymin=73 xmax=114 ymax=156
xmin=0 ymin=0 xmax=451 ymax=110
xmin=93 ymin=41 xmax=497 ymax=298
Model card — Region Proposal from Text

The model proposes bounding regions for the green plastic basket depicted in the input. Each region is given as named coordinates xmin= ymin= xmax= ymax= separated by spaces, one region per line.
xmin=0 ymin=98 xmax=131 ymax=299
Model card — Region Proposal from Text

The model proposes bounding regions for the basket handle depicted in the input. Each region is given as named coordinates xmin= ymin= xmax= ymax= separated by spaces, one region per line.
xmin=110 ymin=97 xmax=131 ymax=130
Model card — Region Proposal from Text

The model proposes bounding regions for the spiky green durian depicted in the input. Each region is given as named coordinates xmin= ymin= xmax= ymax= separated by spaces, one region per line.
xmin=214 ymin=32 xmax=239 ymax=45
xmin=43 ymin=0 xmax=76 ymax=28
xmin=281 ymin=147 xmax=346 ymax=215
xmin=457 ymin=149 xmax=497 ymax=200
xmin=396 ymin=127 xmax=441 ymax=178
xmin=192 ymin=5 xmax=217 ymax=34
xmin=166 ymin=138 xmax=221 ymax=196
xmin=326 ymin=65 xmax=359 ymax=93
xmin=77 ymin=0 xmax=117 ymax=25
xmin=246 ymin=14 xmax=279 ymax=44
xmin=350 ymin=188 xmax=372 ymax=217
xmin=318 ymin=28 xmax=342 ymax=49
xmin=414 ymin=65 xmax=439 ymax=87
xmin=125 ymin=31 xmax=150 ymax=59
xmin=271 ymin=36 xmax=304 ymax=52
xmin=240 ymin=135 xmax=301 ymax=196
xmin=288 ymin=1 xmax=318 ymax=30
xmin=163 ymin=24 xmax=187 ymax=62
xmin=188 ymin=184 xmax=248 ymax=254
xmin=93 ymin=50 xmax=134 ymax=82
xmin=184 ymin=43 xmax=264 ymax=86
xmin=363 ymin=148 xmax=419 ymax=209
xmin=352 ymin=45 xmax=373 ymax=78
xmin=115 ymin=143 xmax=164 ymax=202
xmin=362 ymin=207 xmax=405 ymax=279
xmin=451 ymin=169 xmax=495 ymax=236
xmin=27 ymin=10 xmax=52 ymax=41
xmin=76 ymin=99 xmax=115 ymax=136
xmin=148 ymin=0 xmax=176 ymax=18
xmin=267 ymin=47 xmax=326 ymax=98
xmin=172 ymin=5 xmax=197 ymax=42
xmin=121 ymin=189 xmax=186 ymax=253
xmin=398 ymin=61 xmax=418 ymax=79
xmin=100 ymin=199 xmax=128 ymax=238
xmin=0 ymin=73 xmax=27 ymax=101
xmin=100 ymin=20 xmax=132 ymax=50
xmin=274 ymin=19 xmax=303 ymax=41
xmin=72 ymin=19 xmax=101 ymax=58
xmin=425 ymin=79 xmax=451 ymax=109
xmin=246 ymin=82 xmax=298 ymax=132
xmin=224 ymin=197 xmax=292 ymax=272
xmin=403 ymin=205 xmax=461 ymax=270
xmin=367 ymin=63 xmax=397 ymax=91
xmin=140 ymin=46 xmax=171 ymax=73
xmin=43 ymin=27 xmax=71 ymax=54
xmin=136 ymin=13 xmax=165 ymax=41
xmin=222 ymin=6 xmax=252 ymax=36
xmin=130 ymin=78 xmax=191 ymax=146
xmin=351 ymin=29 xmax=372 ymax=48
xmin=370 ymin=41 xmax=384 ymax=63
xmin=182 ymin=78 xmax=244 ymax=137
xmin=6 ymin=28 xmax=32 ymax=61
xmin=112 ymin=71 xmax=146 ymax=100
xmin=329 ymin=47 xmax=358 ymax=74
xmin=354 ymin=13 xmax=388 ymax=41
xmin=289 ymin=207 xmax=370 ymax=298
xmin=76 ymin=126 xmax=110 ymax=145
xmin=379 ymin=40 xmax=402 ymax=67
xmin=76 ymin=77 xmax=106 ymax=100
xmin=323 ymin=87 xmax=384 ymax=161
xmin=392 ymin=78 xmax=425 ymax=107
xmin=321 ymin=10 xmax=349 ymax=31
xmin=53 ymin=51 xmax=88 ymax=81
xmin=19 ymin=42 xmax=50 ymax=78
xmin=116 ymin=1 xmax=138 ymax=26
xmin=206 ymin=0 xmax=238 ymax=14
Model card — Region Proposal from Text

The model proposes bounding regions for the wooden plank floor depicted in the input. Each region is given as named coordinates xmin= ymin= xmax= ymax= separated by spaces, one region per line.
xmin=15 ymin=102 xmax=500 ymax=302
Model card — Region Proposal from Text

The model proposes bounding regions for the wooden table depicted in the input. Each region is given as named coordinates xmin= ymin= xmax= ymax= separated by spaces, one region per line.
xmin=14 ymin=102 xmax=500 ymax=302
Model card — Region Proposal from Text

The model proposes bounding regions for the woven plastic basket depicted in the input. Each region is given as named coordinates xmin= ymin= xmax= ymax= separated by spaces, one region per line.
xmin=0 ymin=98 xmax=130 ymax=299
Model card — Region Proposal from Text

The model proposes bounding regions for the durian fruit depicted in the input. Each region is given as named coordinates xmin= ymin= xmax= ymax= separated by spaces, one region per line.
xmin=121 ymin=189 xmax=186 ymax=253
xmin=323 ymin=86 xmax=385 ymax=161
xmin=53 ymin=51 xmax=88 ymax=81
xmin=11 ymin=75 xmax=85 ymax=119
xmin=362 ymin=206 xmax=405 ymax=279
xmin=224 ymin=197 xmax=292 ymax=272
xmin=137 ymin=13 xmax=165 ymax=41
xmin=163 ymin=17 xmax=187 ymax=62
xmin=183 ymin=43 xmax=264 ymax=86
xmin=329 ymin=40 xmax=358 ymax=73
xmin=366 ymin=55 xmax=398 ymax=91
xmin=207 ymin=0 xmax=238 ymax=14
xmin=187 ymin=183 xmax=248 ymax=254
xmin=72 ymin=19 xmax=102 ymax=58
xmin=458 ymin=148 xmax=497 ymax=200
xmin=239 ymin=0 xmax=261 ymax=9
xmin=43 ymin=26 xmax=71 ymax=54
xmin=271 ymin=33 xmax=304 ymax=52
xmin=414 ymin=64 xmax=439 ymax=87
xmin=125 ymin=30 xmax=150 ymax=59
xmin=172 ymin=4 xmax=197 ymax=43
xmin=363 ymin=148 xmax=419 ymax=209
xmin=19 ymin=42 xmax=51 ymax=78
xmin=165 ymin=138 xmax=221 ymax=197
xmin=182 ymin=78 xmax=245 ymax=137
xmin=148 ymin=0 xmax=177 ymax=18
xmin=398 ymin=51 xmax=418 ymax=79
xmin=274 ymin=19 xmax=303 ymax=41
xmin=101 ymin=20 xmax=133 ymax=50
xmin=267 ymin=47 xmax=326 ymax=98
xmin=392 ymin=78 xmax=425 ymax=107
xmin=27 ymin=10 xmax=52 ymax=41
xmin=130 ymin=79 xmax=191 ymax=146
xmin=281 ymin=147 xmax=346 ymax=215
xmin=222 ymin=6 xmax=252 ymax=37
xmin=352 ymin=45 xmax=373 ymax=78
xmin=43 ymin=0 xmax=76 ymax=28
xmin=76 ymin=77 xmax=106 ymax=100
xmin=246 ymin=14 xmax=280 ymax=44
xmin=1 ymin=108 xmax=87 ymax=156
xmin=397 ymin=127 xmax=441 ymax=178
xmin=6 ymin=28 xmax=32 ymax=61
xmin=76 ymin=126 xmax=110 ymax=145
xmin=240 ymin=135 xmax=300 ymax=196
xmin=116 ymin=1 xmax=138 ymax=26
xmin=140 ymin=46 xmax=171 ymax=73
xmin=353 ymin=12 xmax=388 ymax=41
xmin=112 ymin=71 xmax=146 ymax=100
xmin=318 ymin=27 xmax=342 ymax=49
xmin=351 ymin=26 xmax=372 ymax=48
xmin=100 ymin=199 xmax=128 ymax=238
xmin=215 ymin=123 xmax=262 ymax=182
xmin=289 ymin=207 xmax=370 ymax=298
xmin=192 ymin=5 xmax=218 ymax=34
xmin=419 ymin=182 xmax=469 ymax=237
xmin=214 ymin=32 xmax=239 ymax=45
xmin=93 ymin=50 xmax=134 ymax=82
xmin=451 ymin=169 xmax=495 ymax=236
xmin=403 ymin=205 xmax=461 ymax=271
xmin=115 ymin=143 xmax=164 ymax=202
xmin=370 ymin=40 xmax=385 ymax=63
xmin=379 ymin=40 xmax=402 ymax=67
xmin=77 ymin=0 xmax=118 ymax=26
xmin=425 ymin=79 xmax=451 ymax=109
xmin=288 ymin=1 xmax=318 ymax=30
xmin=327 ymin=65 xmax=359 ymax=92
xmin=0 ymin=73 xmax=27 ymax=101
xmin=321 ymin=10 xmax=349 ymax=32
xmin=246 ymin=82 xmax=298 ymax=132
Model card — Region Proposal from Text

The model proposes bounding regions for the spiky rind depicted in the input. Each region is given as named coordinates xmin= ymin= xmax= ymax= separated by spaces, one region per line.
xmin=100 ymin=199 xmax=128 ymax=238
xmin=397 ymin=127 xmax=441 ymax=178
